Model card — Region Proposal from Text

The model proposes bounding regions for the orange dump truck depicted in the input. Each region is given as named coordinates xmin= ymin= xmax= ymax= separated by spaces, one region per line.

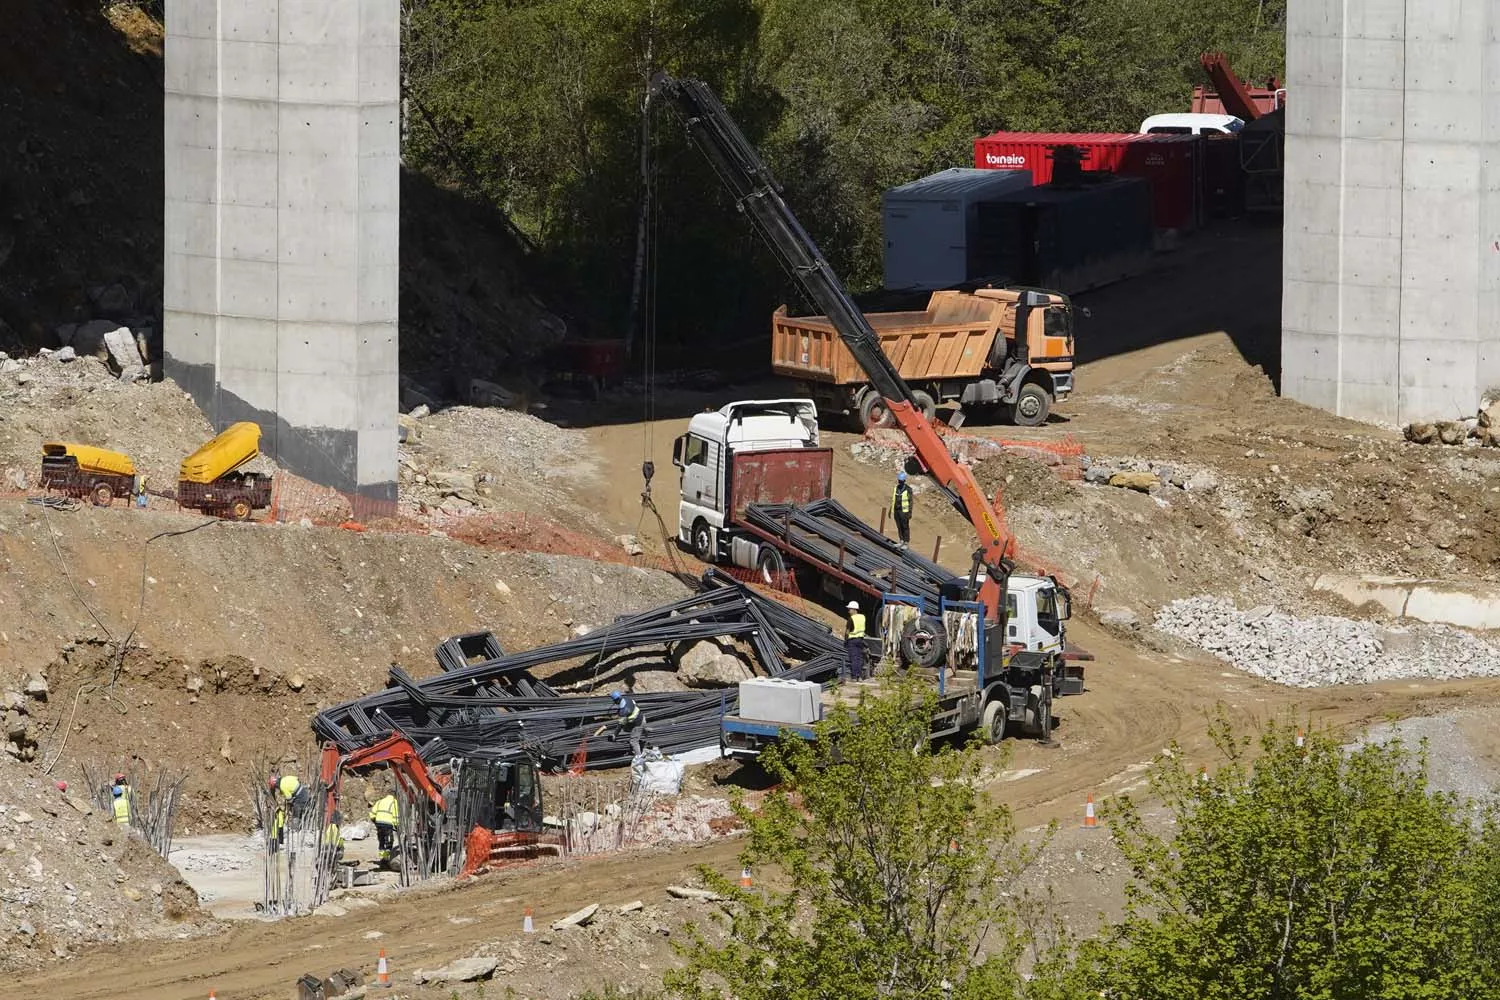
xmin=177 ymin=422 xmax=274 ymax=520
xmin=770 ymin=287 xmax=1076 ymax=429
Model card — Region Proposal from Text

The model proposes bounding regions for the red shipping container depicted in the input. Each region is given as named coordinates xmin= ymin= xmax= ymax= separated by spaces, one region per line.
xmin=973 ymin=132 xmax=1203 ymax=231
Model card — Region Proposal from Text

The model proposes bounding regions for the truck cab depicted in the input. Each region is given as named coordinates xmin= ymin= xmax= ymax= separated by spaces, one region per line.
xmin=1004 ymin=574 xmax=1067 ymax=653
xmin=673 ymin=399 xmax=829 ymax=564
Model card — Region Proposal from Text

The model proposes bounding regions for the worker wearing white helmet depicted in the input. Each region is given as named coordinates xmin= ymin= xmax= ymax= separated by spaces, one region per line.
xmin=844 ymin=600 xmax=868 ymax=682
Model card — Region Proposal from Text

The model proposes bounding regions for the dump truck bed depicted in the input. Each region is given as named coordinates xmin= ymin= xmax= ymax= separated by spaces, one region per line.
xmin=770 ymin=290 xmax=1016 ymax=386
xmin=41 ymin=443 xmax=136 ymax=477
xmin=179 ymin=422 xmax=262 ymax=484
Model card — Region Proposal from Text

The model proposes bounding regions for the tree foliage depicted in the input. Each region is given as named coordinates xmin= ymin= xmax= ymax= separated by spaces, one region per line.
xmin=401 ymin=0 xmax=1286 ymax=348
xmin=665 ymin=681 xmax=1039 ymax=1000
xmin=1061 ymin=716 xmax=1500 ymax=1000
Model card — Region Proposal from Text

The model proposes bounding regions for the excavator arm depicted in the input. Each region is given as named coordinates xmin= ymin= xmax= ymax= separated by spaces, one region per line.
xmin=650 ymin=72 xmax=1016 ymax=618
xmin=319 ymin=733 xmax=449 ymax=817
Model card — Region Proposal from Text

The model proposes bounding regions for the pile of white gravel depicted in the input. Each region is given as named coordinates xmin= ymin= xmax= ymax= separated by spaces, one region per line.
xmin=1154 ymin=596 xmax=1500 ymax=687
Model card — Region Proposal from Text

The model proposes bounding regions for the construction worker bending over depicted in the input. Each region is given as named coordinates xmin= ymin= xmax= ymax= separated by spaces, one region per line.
xmin=609 ymin=690 xmax=646 ymax=757
xmin=891 ymin=471 xmax=913 ymax=548
xmin=844 ymin=600 xmax=868 ymax=681
xmin=370 ymin=793 xmax=400 ymax=868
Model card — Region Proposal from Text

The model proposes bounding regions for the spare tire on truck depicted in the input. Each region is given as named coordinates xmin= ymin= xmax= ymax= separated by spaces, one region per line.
xmin=900 ymin=614 xmax=948 ymax=669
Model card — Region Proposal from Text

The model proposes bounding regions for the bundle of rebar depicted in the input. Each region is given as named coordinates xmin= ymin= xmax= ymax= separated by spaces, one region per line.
xmin=311 ymin=573 xmax=846 ymax=772
xmin=82 ymin=761 xmax=186 ymax=859
xmin=743 ymin=497 xmax=963 ymax=605
xmin=250 ymin=760 xmax=337 ymax=915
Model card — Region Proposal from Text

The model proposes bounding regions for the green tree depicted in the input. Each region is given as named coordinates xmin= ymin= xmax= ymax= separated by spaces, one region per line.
xmin=1066 ymin=717 xmax=1497 ymax=1000
xmin=665 ymin=680 xmax=1041 ymax=1000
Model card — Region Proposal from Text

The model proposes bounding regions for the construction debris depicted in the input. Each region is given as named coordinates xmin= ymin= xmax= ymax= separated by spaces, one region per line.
xmin=666 ymin=885 xmax=723 ymax=901
xmin=1155 ymin=595 xmax=1500 ymax=686
xmin=413 ymin=955 xmax=499 ymax=985
xmin=552 ymin=903 xmax=600 ymax=930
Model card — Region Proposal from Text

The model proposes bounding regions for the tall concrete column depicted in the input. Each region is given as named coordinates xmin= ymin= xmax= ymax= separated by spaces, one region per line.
xmin=1282 ymin=0 xmax=1500 ymax=425
xmin=164 ymin=0 xmax=399 ymax=504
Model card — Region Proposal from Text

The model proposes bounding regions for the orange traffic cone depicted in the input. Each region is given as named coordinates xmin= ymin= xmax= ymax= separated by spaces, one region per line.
xmin=523 ymin=905 xmax=535 ymax=933
xmin=1199 ymin=765 xmax=1209 ymax=784
xmin=208 ymin=992 xmax=216 ymax=1000
xmin=1082 ymin=795 xmax=1097 ymax=830
xmin=1295 ymin=729 xmax=1305 ymax=748
xmin=376 ymin=947 xmax=390 ymax=988
xmin=739 ymin=866 xmax=752 ymax=889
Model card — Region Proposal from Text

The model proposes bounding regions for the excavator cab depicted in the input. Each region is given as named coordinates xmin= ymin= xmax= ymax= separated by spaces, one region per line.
xmin=449 ymin=756 xmax=543 ymax=834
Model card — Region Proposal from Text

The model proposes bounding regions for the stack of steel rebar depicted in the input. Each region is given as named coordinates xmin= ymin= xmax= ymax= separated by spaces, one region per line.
xmin=311 ymin=572 xmax=846 ymax=772
xmin=743 ymin=497 xmax=963 ymax=604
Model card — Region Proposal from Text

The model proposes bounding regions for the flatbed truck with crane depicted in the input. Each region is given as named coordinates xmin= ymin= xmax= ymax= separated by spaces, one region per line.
xmin=651 ymin=72 xmax=1088 ymax=750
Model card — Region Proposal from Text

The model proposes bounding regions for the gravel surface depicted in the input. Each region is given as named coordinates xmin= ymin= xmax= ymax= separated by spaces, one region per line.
xmin=1154 ymin=595 xmax=1500 ymax=687
xmin=1352 ymin=710 xmax=1500 ymax=804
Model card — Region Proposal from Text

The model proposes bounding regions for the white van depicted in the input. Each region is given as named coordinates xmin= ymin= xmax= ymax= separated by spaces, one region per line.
xmin=1139 ymin=113 xmax=1245 ymax=135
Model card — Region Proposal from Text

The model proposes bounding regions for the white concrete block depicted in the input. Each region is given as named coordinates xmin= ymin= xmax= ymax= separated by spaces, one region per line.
xmin=280 ymin=0 xmax=360 ymax=47
xmin=166 ymin=93 xmax=220 ymax=150
xmin=355 ymin=210 xmax=399 ymax=271
xmin=1340 ymin=233 xmax=1403 ymax=286
xmin=279 ymin=209 xmax=357 ymax=267
xmin=356 ymin=323 xmax=399 ymax=374
xmin=1339 ymin=281 xmax=1402 ymax=337
xmin=219 ymin=258 xmax=280 ymax=319
xmin=220 ymin=204 xmax=279 ymax=263
xmin=165 ymin=251 xmax=221 ymax=316
xmin=360 ymin=0 xmax=401 ymax=46
xmin=278 ymin=371 xmax=358 ymax=427
xmin=1340 ymin=381 xmax=1399 ymax=423
xmin=218 ymin=315 xmax=280 ymax=374
xmin=222 ymin=98 xmax=280 ymax=153
xmin=221 ymin=2 xmax=278 ymax=44
xmin=221 ymin=149 xmax=280 ymax=209
xmin=1345 ymin=38 xmax=1405 ymax=89
xmin=279 ymin=43 xmax=360 ymax=105
xmin=1343 ymin=86 xmax=1405 ymax=139
xmin=278 ymin=265 xmax=360 ymax=324
xmin=220 ymin=40 xmax=279 ymax=102
xmin=357 ymin=271 xmax=399 ymax=326
xmin=1341 ymin=137 xmax=1405 ymax=188
xmin=166 ymin=145 xmax=220 ymax=205
xmin=1405 ymin=90 xmax=1484 ymax=141
xmin=164 ymin=36 xmax=219 ymax=97
xmin=1345 ymin=0 xmax=1406 ymax=41
xmin=167 ymin=199 xmax=219 ymax=257
xmin=358 ymin=109 xmax=400 ymax=159
xmin=1340 ymin=331 xmax=1401 ymax=382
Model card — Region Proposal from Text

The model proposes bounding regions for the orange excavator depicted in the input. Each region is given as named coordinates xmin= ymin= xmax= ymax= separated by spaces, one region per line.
xmin=318 ymin=734 xmax=564 ymax=879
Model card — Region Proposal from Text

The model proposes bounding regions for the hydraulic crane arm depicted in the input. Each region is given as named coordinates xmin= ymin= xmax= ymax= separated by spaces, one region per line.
xmin=319 ymin=733 xmax=449 ymax=811
xmin=650 ymin=72 xmax=1016 ymax=617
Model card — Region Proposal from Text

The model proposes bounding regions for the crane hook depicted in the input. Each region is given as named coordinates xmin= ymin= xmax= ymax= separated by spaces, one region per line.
xmin=641 ymin=460 xmax=655 ymax=498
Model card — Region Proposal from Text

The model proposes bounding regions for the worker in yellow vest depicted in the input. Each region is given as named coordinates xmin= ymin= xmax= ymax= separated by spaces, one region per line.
xmin=322 ymin=810 xmax=346 ymax=867
xmin=844 ymin=600 xmax=868 ymax=681
xmin=369 ymin=793 xmax=399 ymax=868
xmin=111 ymin=782 xmax=131 ymax=825
xmin=891 ymin=471 xmax=913 ymax=548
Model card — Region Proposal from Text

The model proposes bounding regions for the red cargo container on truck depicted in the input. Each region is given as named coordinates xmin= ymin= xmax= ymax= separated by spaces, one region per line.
xmin=973 ymin=132 xmax=1203 ymax=231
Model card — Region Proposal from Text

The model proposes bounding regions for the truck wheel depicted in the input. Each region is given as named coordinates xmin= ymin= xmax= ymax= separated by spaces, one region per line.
xmin=691 ymin=520 xmax=716 ymax=564
xmin=1010 ymin=383 xmax=1051 ymax=427
xmin=910 ymin=389 xmax=937 ymax=422
xmin=756 ymin=546 xmax=789 ymax=589
xmin=900 ymin=614 xmax=948 ymax=670
xmin=858 ymin=391 xmax=894 ymax=431
xmin=981 ymin=700 xmax=1007 ymax=745
xmin=229 ymin=496 xmax=253 ymax=521
xmin=90 ymin=482 xmax=114 ymax=507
